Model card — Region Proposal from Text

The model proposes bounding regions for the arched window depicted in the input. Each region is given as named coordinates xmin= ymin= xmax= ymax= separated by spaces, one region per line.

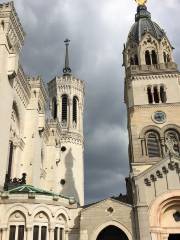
xmin=160 ymin=86 xmax=167 ymax=103
xmin=163 ymin=52 xmax=167 ymax=63
xmin=54 ymin=214 xmax=67 ymax=240
xmin=134 ymin=54 xmax=139 ymax=65
xmin=152 ymin=50 xmax=158 ymax=65
xmin=8 ymin=211 xmax=25 ymax=240
xmin=61 ymin=95 xmax=68 ymax=123
xmin=52 ymin=97 xmax=57 ymax=119
xmin=153 ymin=86 xmax=160 ymax=103
xmin=165 ymin=130 xmax=180 ymax=154
xmin=146 ymin=131 xmax=161 ymax=158
xmin=145 ymin=50 xmax=151 ymax=65
xmin=147 ymin=87 xmax=153 ymax=104
xmin=33 ymin=212 xmax=48 ymax=240
xmin=73 ymin=96 xmax=78 ymax=124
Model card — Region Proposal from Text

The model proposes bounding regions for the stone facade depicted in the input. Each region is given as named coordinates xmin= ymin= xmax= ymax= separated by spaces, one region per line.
xmin=0 ymin=1 xmax=180 ymax=240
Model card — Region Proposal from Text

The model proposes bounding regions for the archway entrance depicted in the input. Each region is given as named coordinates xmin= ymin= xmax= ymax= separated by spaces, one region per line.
xmin=96 ymin=225 xmax=129 ymax=240
xmin=168 ymin=234 xmax=180 ymax=240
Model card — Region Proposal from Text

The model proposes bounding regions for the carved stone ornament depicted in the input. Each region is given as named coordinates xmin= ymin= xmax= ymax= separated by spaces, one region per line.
xmin=165 ymin=134 xmax=180 ymax=157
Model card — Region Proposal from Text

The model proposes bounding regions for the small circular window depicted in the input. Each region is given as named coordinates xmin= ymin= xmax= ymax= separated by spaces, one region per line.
xmin=61 ymin=146 xmax=66 ymax=152
xmin=60 ymin=179 xmax=66 ymax=185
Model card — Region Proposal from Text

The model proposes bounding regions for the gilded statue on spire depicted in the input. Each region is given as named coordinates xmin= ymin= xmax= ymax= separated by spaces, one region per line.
xmin=135 ymin=0 xmax=147 ymax=5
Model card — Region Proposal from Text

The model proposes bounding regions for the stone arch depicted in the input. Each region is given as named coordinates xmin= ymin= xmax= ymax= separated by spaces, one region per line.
xmin=91 ymin=221 xmax=132 ymax=240
xmin=31 ymin=205 xmax=53 ymax=223
xmin=162 ymin=124 xmax=180 ymax=134
xmin=139 ymin=125 xmax=162 ymax=138
xmin=149 ymin=190 xmax=180 ymax=238
xmin=2 ymin=204 xmax=29 ymax=226
xmin=53 ymin=207 xmax=71 ymax=222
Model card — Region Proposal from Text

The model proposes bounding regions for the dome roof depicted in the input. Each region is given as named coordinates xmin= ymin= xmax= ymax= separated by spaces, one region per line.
xmin=128 ymin=5 xmax=165 ymax=43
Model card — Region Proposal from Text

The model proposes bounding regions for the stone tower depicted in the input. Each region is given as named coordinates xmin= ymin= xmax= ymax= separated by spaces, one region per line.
xmin=48 ymin=39 xmax=85 ymax=205
xmin=124 ymin=3 xmax=180 ymax=240
xmin=0 ymin=2 xmax=25 ymax=187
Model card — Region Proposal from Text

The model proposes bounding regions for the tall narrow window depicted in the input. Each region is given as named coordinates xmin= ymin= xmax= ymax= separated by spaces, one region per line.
xmin=134 ymin=54 xmax=139 ymax=65
xmin=60 ymin=228 xmax=64 ymax=240
xmin=33 ymin=226 xmax=39 ymax=240
xmin=52 ymin=97 xmax=57 ymax=119
xmin=152 ymin=50 xmax=157 ymax=65
xmin=41 ymin=226 xmax=47 ymax=240
xmin=147 ymin=87 xmax=153 ymax=104
xmin=146 ymin=132 xmax=161 ymax=158
xmin=54 ymin=227 xmax=58 ymax=240
xmin=61 ymin=95 xmax=68 ymax=123
xmin=160 ymin=86 xmax=167 ymax=103
xmin=17 ymin=226 xmax=24 ymax=240
xmin=163 ymin=52 xmax=167 ymax=63
xmin=145 ymin=50 xmax=151 ymax=65
xmin=8 ymin=141 xmax=14 ymax=178
xmin=9 ymin=226 xmax=16 ymax=240
xmin=73 ymin=96 xmax=78 ymax=124
xmin=153 ymin=86 xmax=159 ymax=103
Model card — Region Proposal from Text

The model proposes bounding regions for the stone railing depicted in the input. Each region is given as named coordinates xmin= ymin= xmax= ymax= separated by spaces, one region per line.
xmin=126 ymin=62 xmax=178 ymax=77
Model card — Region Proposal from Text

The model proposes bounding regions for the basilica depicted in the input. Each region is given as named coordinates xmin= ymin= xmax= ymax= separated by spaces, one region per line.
xmin=0 ymin=1 xmax=180 ymax=240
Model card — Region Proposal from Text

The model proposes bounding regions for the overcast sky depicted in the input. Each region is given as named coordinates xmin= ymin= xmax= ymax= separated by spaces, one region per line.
xmin=3 ymin=0 xmax=180 ymax=203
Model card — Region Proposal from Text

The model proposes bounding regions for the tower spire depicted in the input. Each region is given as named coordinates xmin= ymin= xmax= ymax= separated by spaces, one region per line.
xmin=63 ymin=39 xmax=72 ymax=75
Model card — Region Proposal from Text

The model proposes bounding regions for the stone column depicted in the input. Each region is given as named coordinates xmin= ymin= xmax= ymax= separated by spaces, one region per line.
xmin=49 ymin=228 xmax=54 ymax=240
xmin=69 ymin=99 xmax=73 ymax=129
xmin=1 ymin=227 xmax=8 ymax=240
xmin=65 ymin=230 xmax=69 ymax=240
xmin=135 ymin=205 xmax=151 ymax=240
xmin=26 ymin=227 xmax=33 ymax=240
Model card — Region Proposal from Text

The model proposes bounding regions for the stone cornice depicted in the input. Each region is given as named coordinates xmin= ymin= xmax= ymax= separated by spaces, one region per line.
xmin=129 ymin=102 xmax=180 ymax=112
xmin=0 ymin=2 xmax=25 ymax=50
xmin=13 ymin=66 xmax=31 ymax=107
xmin=55 ymin=75 xmax=85 ymax=94
xmin=61 ymin=132 xmax=83 ymax=145
xmin=126 ymin=73 xmax=180 ymax=83
xmin=28 ymin=76 xmax=48 ymax=104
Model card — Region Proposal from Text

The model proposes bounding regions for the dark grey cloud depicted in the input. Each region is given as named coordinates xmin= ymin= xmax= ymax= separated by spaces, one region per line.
xmin=2 ymin=0 xmax=180 ymax=203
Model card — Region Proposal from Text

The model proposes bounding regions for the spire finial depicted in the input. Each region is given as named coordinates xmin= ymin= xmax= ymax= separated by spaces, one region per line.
xmin=63 ymin=38 xmax=72 ymax=75
xmin=135 ymin=0 xmax=147 ymax=5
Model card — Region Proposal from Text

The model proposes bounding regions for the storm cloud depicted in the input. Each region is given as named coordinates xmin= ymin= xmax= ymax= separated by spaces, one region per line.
xmin=3 ymin=0 xmax=180 ymax=203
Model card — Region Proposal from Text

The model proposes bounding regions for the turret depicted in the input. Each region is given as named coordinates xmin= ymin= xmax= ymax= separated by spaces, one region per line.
xmin=48 ymin=40 xmax=85 ymax=205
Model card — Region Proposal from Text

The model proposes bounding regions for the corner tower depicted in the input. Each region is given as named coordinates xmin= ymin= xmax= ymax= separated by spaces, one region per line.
xmin=48 ymin=40 xmax=85 ymax=205
xmin=124 ymin=2 xmax=180 ymax=239
xmin=124 ymin=3 xmax=179 ymax=175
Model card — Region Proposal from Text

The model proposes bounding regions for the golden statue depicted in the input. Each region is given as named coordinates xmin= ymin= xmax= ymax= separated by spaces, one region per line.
xmin=135 ymin=0 xmax=147 ymax=5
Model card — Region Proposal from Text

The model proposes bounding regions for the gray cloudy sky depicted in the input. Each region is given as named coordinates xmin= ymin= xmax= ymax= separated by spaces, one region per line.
xmin=4 ymin=0 xmax=180 ymax=203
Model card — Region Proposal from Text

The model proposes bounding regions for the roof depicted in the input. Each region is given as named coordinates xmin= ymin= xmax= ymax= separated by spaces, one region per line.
xmin=83 ymin=195 xmax=131 ymax=209
xmin=128 ymin=5 xmax=165 ymax=43
xmin=7 ymin=185 xmax=69 ymax=199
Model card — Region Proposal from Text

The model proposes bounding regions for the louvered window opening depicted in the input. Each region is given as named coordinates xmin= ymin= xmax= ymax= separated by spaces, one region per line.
xmin=62 ymin=95 xmax=68 ymax=122
xmin=52 ymin=98 xmax=57 ymax=119
xmin=147 ymin=133 xmax=161 ymax=158
xmin=73 ymin=97 xmax=78 ymax=123
xmin=33 ymin=226 xmax=47 ymax=240
xmin=9 ymin=225 xmax=24 ymax=240
xmin=147 ymin=85 xmax=167 ymax=104
xmin=54 ymin=227 xmax=64 ymax=240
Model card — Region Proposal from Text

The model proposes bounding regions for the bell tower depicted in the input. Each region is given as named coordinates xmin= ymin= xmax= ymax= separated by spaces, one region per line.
xmin=124 ymin=3 xmax=180 ymax=176
xmin=124 ymin=2 xmax=180 ymax=239
xmin=48 ymin=40 xmax=85 ymax=205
